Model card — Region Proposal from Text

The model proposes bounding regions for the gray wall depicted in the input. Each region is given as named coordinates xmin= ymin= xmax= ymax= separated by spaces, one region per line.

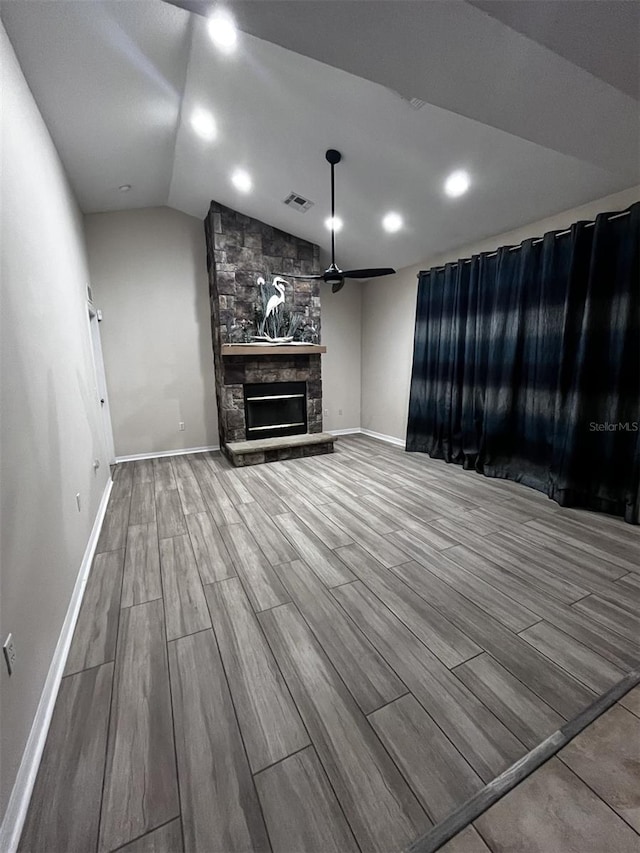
xmin=0 ymin=22 xmax=110 ymax=821
xmin=85 ymin=208 xmax=363 ymax=456
xmin=320 ymin=281 xmax=362 ymax=432
xmin=84 ymin=207 xmax=219 ymax=458
xmin=361 ymin=185 xmax=640 ymax=442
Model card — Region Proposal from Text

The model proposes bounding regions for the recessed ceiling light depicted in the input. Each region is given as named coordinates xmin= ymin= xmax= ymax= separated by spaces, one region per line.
xmin=207 ymin=9 xmax=238 ymax=53
xmin=231 ymin=168 xmax=252 ymax=193
xmin=325 ymin=216 xmax=343 ymax=232
xmin=444 ymin=169 xmax=470 ymax=198
xmin=118 ymin=184 xmax=132 ymax=192
xmin=382 ymin=212 xmax=403 ymax=233
xmin=190 ymin=107 xmax=217 ymax=142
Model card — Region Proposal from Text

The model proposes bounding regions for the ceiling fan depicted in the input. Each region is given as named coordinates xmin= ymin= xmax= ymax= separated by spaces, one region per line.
xmin=284 ymin=149 xmax=396 ymax=293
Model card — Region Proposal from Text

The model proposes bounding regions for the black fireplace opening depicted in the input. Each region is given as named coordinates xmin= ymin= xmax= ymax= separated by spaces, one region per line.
xmin=244 ymin=381 xmax=307 ymax=441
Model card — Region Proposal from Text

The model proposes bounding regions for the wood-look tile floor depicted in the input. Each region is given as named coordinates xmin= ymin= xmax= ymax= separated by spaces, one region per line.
xmin=20 ymin=436 xmax=640 ymax=853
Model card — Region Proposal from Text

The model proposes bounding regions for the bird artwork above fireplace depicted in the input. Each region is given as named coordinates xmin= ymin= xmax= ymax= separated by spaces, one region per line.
xmin=252 ymin=275 xmax=313 ymax=344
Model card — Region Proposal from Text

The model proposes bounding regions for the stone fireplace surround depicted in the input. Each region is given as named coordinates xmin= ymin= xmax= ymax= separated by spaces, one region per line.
xmin=204 ymin=201 xmax=335 ymax=465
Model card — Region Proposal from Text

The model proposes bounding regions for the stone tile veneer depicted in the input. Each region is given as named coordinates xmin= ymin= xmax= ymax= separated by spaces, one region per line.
xmin=204 ymin=201 xmax=323 ymax=454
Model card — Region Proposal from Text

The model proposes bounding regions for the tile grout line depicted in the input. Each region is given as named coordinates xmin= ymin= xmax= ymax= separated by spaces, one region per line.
xmin=557 ymin=752 xmax=640 ymax=839
xmin=449 ymin=650 xmax=489 ymax=673
xmin=620 ymin=696 xmax=640 ymax=721
xmin=166 ymin=625 xmax=216 ymax=644
xmin=325 ymin=576 xmax=524 ymax=789
xmin=404 ymin=668 xmax=640 ymax=853
xmin=402 ymin=539 xmax=546 ymax=628
xmin=569 ymin=596 xmax=640 ymax=645
xmin=95 ymin=475 xmax=132 ymax=853
xmin=107 ymin=816 xmax=180 ymax=853
xmin=385 ymin=562 xmax=592 ymax=721
xmin=364 ymin=691 xmax=413 ymax=719
xmin=515 ymin=620 xmax=626 ymax=696
xmin=336 ymin=560 xmax=482 ymax=674
xmin=254 ymin=596 xmax=378 ymax=852
xmin=387 ymin=556 xmax=601 ymax=703
xmin=251 ymin=742 xmax=313 ymax=779
xmin=452 ymin=648 xmax=569 ymax=726
xmin=199 ymin=572 xmax=278 ymax=853
xmin=156 ymin=481 xmax=187 ymax=853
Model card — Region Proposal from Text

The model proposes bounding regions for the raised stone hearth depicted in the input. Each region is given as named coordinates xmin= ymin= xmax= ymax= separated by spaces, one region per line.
xmin=226 ymin=432 xmax=336 ymax=467
xmin=204 ymin=201 xmax=331 ymax=466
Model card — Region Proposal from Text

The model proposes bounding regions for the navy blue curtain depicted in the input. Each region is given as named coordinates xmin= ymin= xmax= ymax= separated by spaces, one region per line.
xmin=406 ymin=202 xmax=640 ymax=522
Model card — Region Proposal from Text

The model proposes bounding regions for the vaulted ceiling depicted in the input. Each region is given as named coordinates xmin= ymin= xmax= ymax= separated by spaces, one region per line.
xmin=2 ymin=0 xmax=638 ymax=271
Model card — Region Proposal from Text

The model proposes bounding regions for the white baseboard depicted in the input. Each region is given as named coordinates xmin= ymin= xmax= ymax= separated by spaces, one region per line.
xmin=360 ymin=428 xmax=406 ymax=448
xmin=115 ymin=444 xmax=220 ymax=463
xmin=328 ymin=427 xmax=406 ymax=447
xmin=115 ymin=435 xmax=406 ymax=460
xmin=0 ymin=477 xmax=114 ymax=853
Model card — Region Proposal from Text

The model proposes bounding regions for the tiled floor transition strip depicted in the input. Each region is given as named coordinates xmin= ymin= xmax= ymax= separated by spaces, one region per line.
xmin=406 ymin=668 xmax=640 ymax=853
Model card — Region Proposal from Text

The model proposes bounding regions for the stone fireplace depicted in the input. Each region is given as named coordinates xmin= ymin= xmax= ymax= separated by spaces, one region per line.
xmin=204 ymin=201 xmax=335 ymax=466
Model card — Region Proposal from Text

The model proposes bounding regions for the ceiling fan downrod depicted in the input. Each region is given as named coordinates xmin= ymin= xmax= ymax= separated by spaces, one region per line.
xmin=279 ymin=148 xmax=396 ymax=293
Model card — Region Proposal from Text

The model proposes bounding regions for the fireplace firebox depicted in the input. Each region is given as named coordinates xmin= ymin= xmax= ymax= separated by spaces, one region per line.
xmin=243 ymin=381 xmax=307 ymax=441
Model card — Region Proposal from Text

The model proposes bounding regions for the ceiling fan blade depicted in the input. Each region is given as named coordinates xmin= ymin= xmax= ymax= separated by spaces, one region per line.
xmin=341 ymin=267 xmax=396 ymax=279
xmin=332 ymin=280 xmax=345 ymax=294
xmin=278 ymin=274 xmax=324 ymax=280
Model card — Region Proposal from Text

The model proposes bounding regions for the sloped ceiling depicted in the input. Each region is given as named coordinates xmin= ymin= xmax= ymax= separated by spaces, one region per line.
xmin=2 ymin=0 xmax=638 ymax=271
xmin=469 ymin=0 xmax=640 ymax=100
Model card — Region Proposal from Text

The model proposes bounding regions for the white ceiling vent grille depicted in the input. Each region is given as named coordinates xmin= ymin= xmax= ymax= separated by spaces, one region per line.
xmin=283 ymin=192 xmax=314 ymax=212
xmin=388 ymin=87 xmax=427 ymax=110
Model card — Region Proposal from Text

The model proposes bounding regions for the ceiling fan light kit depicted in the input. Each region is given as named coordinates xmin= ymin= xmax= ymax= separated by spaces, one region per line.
xmin=282 ymin=149 xmax=396 ymax=293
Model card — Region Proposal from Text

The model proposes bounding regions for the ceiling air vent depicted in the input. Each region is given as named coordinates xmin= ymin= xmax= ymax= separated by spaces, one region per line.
xmin=283 ymin=192 xmax=314 ymax=213
xmin=388 ymin=87 xmax=426 ymax=110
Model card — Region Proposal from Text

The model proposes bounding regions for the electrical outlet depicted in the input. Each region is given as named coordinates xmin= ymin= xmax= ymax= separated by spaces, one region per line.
xmin=179 ymin=422 xmax=185 ymax=431
xmin=76 ymin=493 xmax=81 ymax=511
xmin=324 ymin=408 xmax=329 ymax=416
xmin=3 ymin=634 xmax=16 ymax=676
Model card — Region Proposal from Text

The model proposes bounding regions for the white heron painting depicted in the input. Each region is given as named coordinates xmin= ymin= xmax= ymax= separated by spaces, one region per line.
xmin=263 ymin=276 xmax=287 ymax=320
xmin=253 ymin=275 xmax=302 ymax=343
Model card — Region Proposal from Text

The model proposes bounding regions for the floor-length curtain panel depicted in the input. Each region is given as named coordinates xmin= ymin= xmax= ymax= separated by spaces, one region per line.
xmin=406 ymin=202 xmax=640 ymax=522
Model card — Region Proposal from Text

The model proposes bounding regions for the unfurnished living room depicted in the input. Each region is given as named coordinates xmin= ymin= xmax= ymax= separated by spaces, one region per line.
xmin=1 ymin=2 xmax=639 ymax=852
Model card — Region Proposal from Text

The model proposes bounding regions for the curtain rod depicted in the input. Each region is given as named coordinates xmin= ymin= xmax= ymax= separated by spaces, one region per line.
xmin=422 ymin=209 xmax=632 ymax=272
